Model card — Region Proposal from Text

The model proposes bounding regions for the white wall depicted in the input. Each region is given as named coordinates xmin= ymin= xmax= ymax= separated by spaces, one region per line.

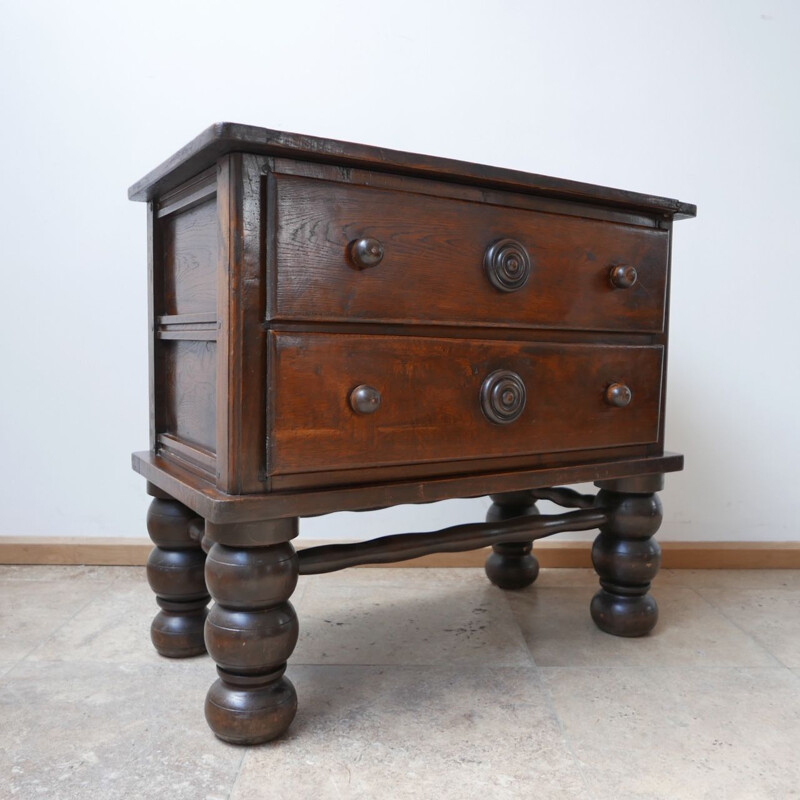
xmin=1 ymin=0 xmax=798 ymax=543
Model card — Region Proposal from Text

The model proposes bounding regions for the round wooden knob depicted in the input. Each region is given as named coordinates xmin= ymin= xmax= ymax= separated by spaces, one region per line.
xmin=481 ymin=370 xmax=527 ymax=424
xmin=348 ymin=237 xmax=384 ymax=270
xmin=349 ymin=384 xmax=382 ymax=414
xmin=605 ymin=383 xmax=632 ymax=407
xmin=484 ymin=238 xmax=531 ymax=292
xmin=609 ymin=264 xmax=638 ymax=289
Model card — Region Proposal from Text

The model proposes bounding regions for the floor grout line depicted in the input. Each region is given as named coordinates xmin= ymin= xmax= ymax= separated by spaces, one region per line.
xmin=503 ymin=582 xmax=596 ymax=797
xmin=495 ymin=585 xmax=540 ymax=668
xmin=531 ymin=664 xmax=599 ymax=800
xmin=226 ymin=749 xmax=248 ymax=800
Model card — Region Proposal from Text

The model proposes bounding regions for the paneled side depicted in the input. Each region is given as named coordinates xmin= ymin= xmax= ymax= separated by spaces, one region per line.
xmin=161 ymin=196 xmax=218 ymax=315
xmin=162 ymin=339 xmax=217 ymax=453
xmin=151 ymin=168 xmax=219 ymax=480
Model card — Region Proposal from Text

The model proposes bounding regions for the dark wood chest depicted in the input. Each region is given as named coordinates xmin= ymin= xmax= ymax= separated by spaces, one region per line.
xmin=130 ymin=123 xmax=694 ymax=744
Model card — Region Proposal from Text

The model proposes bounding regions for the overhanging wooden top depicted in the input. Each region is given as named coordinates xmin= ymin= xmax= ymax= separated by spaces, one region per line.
xmin=128 ymin=122 xmax=696 ymax=219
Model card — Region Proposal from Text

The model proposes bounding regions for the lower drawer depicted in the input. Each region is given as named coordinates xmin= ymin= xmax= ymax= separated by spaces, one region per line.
xmin=268 ymin=333 xmax=663 ymax=476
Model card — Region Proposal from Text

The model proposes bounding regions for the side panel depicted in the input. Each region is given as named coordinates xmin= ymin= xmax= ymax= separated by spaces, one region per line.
xmin=151 ymin=168 xmax=219 ymax=480
xmin=162 ymin=339 xmax=217 ymax=452
xmin=161 ymin=198 xmax=218 ymax=315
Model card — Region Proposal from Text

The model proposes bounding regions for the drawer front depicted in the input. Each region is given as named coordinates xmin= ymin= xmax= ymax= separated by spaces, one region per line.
xmin=268 ymin=333 xmax=663 ymax=476
xmin=274 ymin=176 xmax=668 ymax=332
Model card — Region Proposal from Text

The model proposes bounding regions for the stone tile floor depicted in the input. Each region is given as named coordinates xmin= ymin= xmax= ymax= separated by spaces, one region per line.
xmin=1 ymin=565 xmax=799 ymax=799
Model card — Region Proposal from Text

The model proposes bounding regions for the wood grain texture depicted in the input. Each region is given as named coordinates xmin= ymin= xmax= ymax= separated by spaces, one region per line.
xmin=162 ymin=340 xmax=217 ymax=454
xmin=657 ymin=219 xmax=674 ymax=451
xmin=269 ymin=332 xmax=663 ymax=475
xmin=298 ymin=507 xmax=607 ymax=573
xmin=157 ymin=433 xmax=216 ymax=477
xmin=128 ymin=123 xmax=697 ymax=221
xmin=274 ymin=175 xmax=668 ymax=332
xmin=133 ymin=450 xmax=683 ymax=523
xmin=266 ymin=443 xmax=657 ymax=491
xmin=147 ymin=201 xmax=161 ymax=451
xmin=215 ymin=154 xmax=240 ymax=492
xmin=151 ymin=171 xmax=220 ymax=478
xmin=484 ymin=492 xmax=541 ymax=590
xmin=145 ymin=496 xmax=209 ymax=657
xmin=161 ymin=196 xmax=218 ymax=316
xmin=273 ymin=158 xmax=665 ymax=229
xmin=591 ymin=488 xmax=663 ymax=636
xmin=214 ymin=154 xmax=273 ymax=493
xmin=157 ymin=166 xmax=216 ymax=218
xmin=204 ymin=540 xmax=299 ymax=744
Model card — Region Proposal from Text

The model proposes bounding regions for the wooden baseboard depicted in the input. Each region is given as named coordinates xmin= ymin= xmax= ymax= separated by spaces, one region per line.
xmin=1 ymin=537 xmax=799 ymax=569
xmin=0 ymin=538 xmax=155 ymax=567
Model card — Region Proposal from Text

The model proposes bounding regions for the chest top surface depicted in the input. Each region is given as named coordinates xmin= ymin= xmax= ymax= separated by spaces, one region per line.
xmin=129 ymin=122 xmax=695 ymax=219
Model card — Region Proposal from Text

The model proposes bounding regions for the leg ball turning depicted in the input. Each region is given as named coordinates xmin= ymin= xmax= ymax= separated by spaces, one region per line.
xmin=145 ymin=497 xmax=209 ymax=658
xmin=484 ymin=492 xmax=540 ymax=590
xmin=590 ymin=488 xmax=663 ymax=637
xmin=204 ymin=539 xmax=300 ymax=744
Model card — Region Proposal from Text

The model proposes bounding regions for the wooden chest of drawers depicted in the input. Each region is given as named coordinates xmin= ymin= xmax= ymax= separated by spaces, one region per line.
xmin=130 ymin=123 xmax=695 ymax=744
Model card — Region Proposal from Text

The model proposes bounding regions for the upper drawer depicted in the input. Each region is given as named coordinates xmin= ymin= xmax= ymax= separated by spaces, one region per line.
xmin=273 ymin=174 xmax=669 ymax=333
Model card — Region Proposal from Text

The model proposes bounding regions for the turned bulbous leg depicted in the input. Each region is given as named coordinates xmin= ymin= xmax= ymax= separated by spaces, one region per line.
xmin=204 ymin=538 xmax=299 ymax=745
xmin=484 ymin=491 xmax=540 ymax=590
xmin=590 ymin=479 xmax=663 ymax=637
xmin=146 ymin=494 xmax=209 ymax=657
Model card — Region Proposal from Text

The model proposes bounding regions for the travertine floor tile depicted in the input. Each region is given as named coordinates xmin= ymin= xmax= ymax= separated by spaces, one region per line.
xmin=512 ymin=568 xmax=800 ymax=591
xmin=0 ymin=564 xmax=120 ymax=582
xmin=293 ymin=571 xmax=530 ymax=666
xmin=525 ymin=568 xmax=599 ymax=587
xmin=232 ymin=665 xmax=591 ymax=800
xmin=24 ymin=567 xmax=309 ymax=666
xmin=696 ymin=588 xmax=800 ymax=667
xmin=541 ymin=666 xmax=800 ymax=800
xmin=2 ymin=566 xmax=799 ymax=800
xmin=508 ymin=585 xmax=779 ymax=667
xmin=0 ymin=578 xmax=108 ymax=661
xmin=0 ymin=660 xmax=237 ymax=800
xmin=300 ymin=566 xmax=495 ymax=588
xmin=661 ymin=569 xmax=800 ymax=589
xmin=28 ymin=576 xmax=167 ymax=664
xmin=105 ymin=565 xmax=149 ymax=582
